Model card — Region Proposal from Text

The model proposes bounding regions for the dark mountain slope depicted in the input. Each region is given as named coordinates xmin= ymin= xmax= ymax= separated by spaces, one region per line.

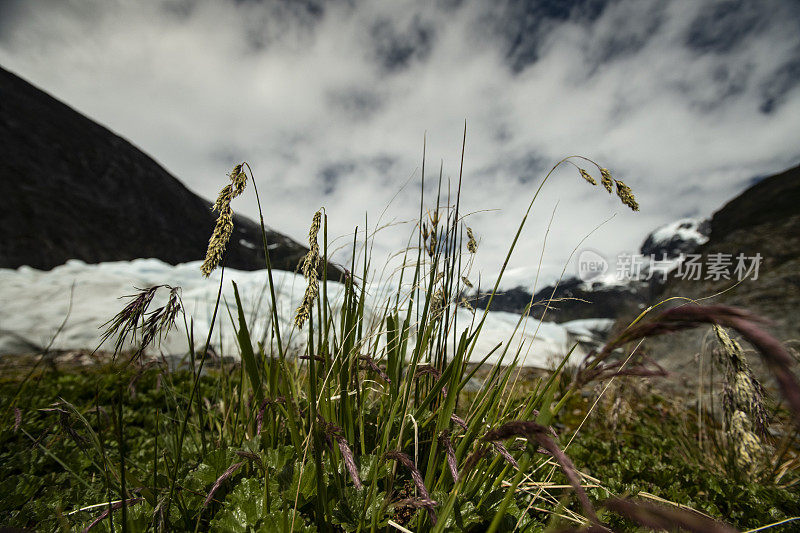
xmin=0 ymin=65 xmax=337 ymax=278
xmin=472 ymin=165 xmax=799 ymax=333
xmin=624 ymin=164 xmax=800 ymax=387
xmin=656 ymin=164 xmax=800 ymax=340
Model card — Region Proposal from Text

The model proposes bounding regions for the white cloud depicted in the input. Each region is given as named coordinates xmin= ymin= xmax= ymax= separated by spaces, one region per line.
xmin=1 ymin=0 xmax=798 ymax=288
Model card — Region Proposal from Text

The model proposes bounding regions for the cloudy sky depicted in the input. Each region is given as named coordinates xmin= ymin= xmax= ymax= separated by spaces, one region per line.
xmin=1 ymin=0 xmax=799 ymax=289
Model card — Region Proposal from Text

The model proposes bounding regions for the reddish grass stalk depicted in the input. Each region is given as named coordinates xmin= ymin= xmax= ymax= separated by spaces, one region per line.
xmin=482 ymin=421 xmax=599 ymax=526
xmin=203 ymin=461 xmax=244 ymax=508
xmin=386 ymin=450 xmax=437 ymax=524
xmin=604 ymin=498 xmax=738 ymax=533
xmin=82 ymin=497 xmax=144 ymax=532
xmin=359 ymin=354 xmax=391 ymax=382
xmin=586 ymin=305 xmax=800 ymax=428
xmin=438 ymin=430 xmax=459 ymax=483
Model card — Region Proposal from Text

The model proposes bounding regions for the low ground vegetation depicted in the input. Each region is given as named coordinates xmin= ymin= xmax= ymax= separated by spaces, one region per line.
xmin=2 ymin=156 xmax=798 ymax=532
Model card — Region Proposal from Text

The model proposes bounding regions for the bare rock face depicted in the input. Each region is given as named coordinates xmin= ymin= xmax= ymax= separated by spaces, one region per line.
xmin=0 ymin=65 xmax=340 ymax=279
xmin=634 ymin=165 xmax=800 ymax=390
xmin=655 ymin=164 xmax=800 ymax=342
xmin=472 ymin=280 xmax=648 ymax=324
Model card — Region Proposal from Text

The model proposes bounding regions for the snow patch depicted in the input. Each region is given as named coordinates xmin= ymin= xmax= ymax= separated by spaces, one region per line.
xmin=649 ymin=218 xmax=709 ymax=249
xmin=0 ymin=259 xmax=611 ymax=368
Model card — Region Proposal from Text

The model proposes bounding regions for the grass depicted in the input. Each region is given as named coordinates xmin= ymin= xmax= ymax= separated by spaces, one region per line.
xmin=1 ymin=147 xmax=799 ymax=532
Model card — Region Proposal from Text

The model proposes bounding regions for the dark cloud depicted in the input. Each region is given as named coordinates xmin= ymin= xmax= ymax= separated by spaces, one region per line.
xmin=0 ymin=0 xmax=34 ymax=41
xmin=327 ymin=87 xmax=383 ymax=119
xmin=475 ymin=151 xmax=548 ymax=185
xmin=584 ymin=3 xmax=665 ymax=67
xmin=487 ymin=0 xmax=610 ymax=73
xmin=238 ymin=0 xmax=330 ymax=52
xmin=318 ymin=155 xmax=397 ymax=195
xmin=370 ymin=14 xmax=435 ymax=72
xmin=684 ymin=1 xmax=765 ymax=55
xmin=760 ymin=53 xmax=800 ymax=114
xmin=320 ymin=161 xmax=356 ymax=194
xmin=2 ymin=0 xmax=799 ymax=287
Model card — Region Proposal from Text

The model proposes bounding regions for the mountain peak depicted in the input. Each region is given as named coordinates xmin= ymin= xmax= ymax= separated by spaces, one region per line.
xmin=0 ymin=65 xmax=337 ymax=278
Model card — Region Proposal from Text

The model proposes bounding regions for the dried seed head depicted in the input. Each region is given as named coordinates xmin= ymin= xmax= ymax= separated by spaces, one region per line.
xmin=359 ymin=354 xmax=391 ymax=383
xmin=336 ymin=437 xmax=363 ymax=490
xmin=231 ymin=167 xmax=247 ymax=196
xmin=428 ymin=231 xmax=437 ymax=258
xmin=203 ymin=461 xmax=244 ymax=508
xmin=450 ymin=413 xmax=468 ymax=430
xmin=438 ymin=430 xmax=459 ymax=483
xmin=294 ymin=209 xmax=323 ymax=328
xmin=578 ymin=168 xmax=597 ymax=186
xmin=491 ymin=441 xmax=519 ymax=469
xmin=431 ymin=288 xmax=445 ymax=317
xmin=385 ymin=450 xmax=436 ymax=523
xmin=714 ymin=325 xmax=768 ymax=434
xmin=201 ymin=164 xmax=249 ymax=277
xmin=466 ymin=227 xmax=478 ymax=254
xmin=461 ymin=276 xmax=473 ymax=288
xmin=235 ymin=450 xmax=264 ymax=471
xmin=732 ymin=372 xmax=759 ymax=413
xmin=730 ymin=410 xmax=764 ymax=472
xmin=101 ymin=285 xmax=181 ymax=358
xmin=614 ymin=179 xmax=639 ymax=211
xmin=84 ymin=497 xmax=145 ymax=532
xmin=600 ymin=168 xmax=614 ymax=193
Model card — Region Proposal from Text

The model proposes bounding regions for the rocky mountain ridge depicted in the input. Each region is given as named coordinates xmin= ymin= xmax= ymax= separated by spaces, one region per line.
xmin=0 ymin=65 xmax=340 ymax=279
xmin=473 ymin=166 xmax=798 ymax=341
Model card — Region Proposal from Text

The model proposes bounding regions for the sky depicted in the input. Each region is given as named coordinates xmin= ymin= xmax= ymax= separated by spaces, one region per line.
xmin=1 ymin=0 xmax=799 ymax=290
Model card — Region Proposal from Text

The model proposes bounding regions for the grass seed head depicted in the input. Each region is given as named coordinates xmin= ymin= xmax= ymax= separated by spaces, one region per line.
xmin=600 ymin=168 xmax=614 ymax=193
xmin=579 ymin=168 xmax=597 ymax=186
xmin=466 ymin=226 xmax=477 ymax=254
xmin=730 ymin=410 xmax=764 ymax=473
xmin=294 ymin=209 xmax=323 ymax=328
xmin=201 ymin=164 xmax=249 ymax=277
xmin=203 ymin=461 xmax=244 ymax=508
xmin=614 ymin=179 xmax=639 ymax=211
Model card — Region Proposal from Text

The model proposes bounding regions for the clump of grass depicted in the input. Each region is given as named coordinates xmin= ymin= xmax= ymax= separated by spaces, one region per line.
xmin=2 ymin=144 xmax=798 ymax=533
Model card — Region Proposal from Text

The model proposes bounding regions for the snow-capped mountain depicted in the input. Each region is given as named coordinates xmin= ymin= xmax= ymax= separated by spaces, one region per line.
xmin=640 ymin=218 xmax=710 ymax=259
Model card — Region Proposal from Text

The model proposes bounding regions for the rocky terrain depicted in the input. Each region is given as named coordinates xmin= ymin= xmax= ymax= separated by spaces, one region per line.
xmin=472 ymin=166 xmax=799 ymax=386
xmin=646 ymin=164 xmax=800 ymax=377
xmin=473 ymin=218 xmax=712 ymax=323
xmin=0 ymin=66 xmax=340 ymax=279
